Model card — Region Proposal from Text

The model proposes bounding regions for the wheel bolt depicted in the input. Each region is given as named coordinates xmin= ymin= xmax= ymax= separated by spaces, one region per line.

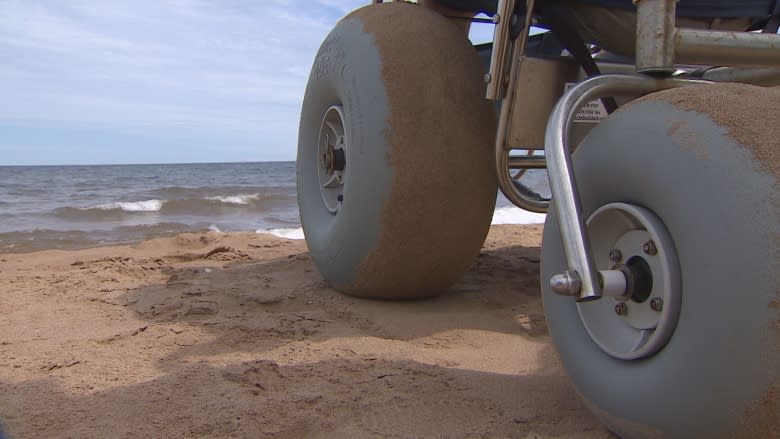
xmin=650 ymin=298 xmax=664 ymax=312
xmin=643 ymin=240 xmax=658 ymax=255
xmin=614 ymin=303 xmax=628 ymax=316
xmin=609 ymin=249 xmax=622 ymax=262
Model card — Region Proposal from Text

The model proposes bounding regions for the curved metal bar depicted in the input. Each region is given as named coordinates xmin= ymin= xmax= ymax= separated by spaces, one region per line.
xmin=494 ymin=45 xmax=550 ymax=213
xmin=544 ymin=74 xmax=709 ymax=301
xmin=497 ymin=149 xmax=549 ymax=212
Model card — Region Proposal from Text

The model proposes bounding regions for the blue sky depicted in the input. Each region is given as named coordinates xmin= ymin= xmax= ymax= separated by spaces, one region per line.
xmin=0 ymin=0 xmax=374 ymax=165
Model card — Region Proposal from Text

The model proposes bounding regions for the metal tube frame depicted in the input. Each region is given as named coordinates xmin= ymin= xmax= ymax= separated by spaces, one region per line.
xmin=636 ymin=0 xmax=780 ymax=72
xmin=492 ymin=0 xmax=550 ymax=213
xmin=486 ymin=0 xmax=517 ymax=100
xmin=545 ymin=74 xmax=709 ymax=300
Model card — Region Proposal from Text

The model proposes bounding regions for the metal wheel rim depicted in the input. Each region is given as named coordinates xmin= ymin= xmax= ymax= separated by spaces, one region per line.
xmin=317 ymin=105 xmax=348 ymax=214
xmin=577 ymin=202 xmax=682 ymax=360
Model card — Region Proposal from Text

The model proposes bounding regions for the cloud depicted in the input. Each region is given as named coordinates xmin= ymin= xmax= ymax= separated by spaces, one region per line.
xmin=0 ymin=0 xmax=366 ymax=164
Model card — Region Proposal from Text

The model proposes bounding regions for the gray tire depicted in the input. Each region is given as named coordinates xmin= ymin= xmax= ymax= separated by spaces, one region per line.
xmin=542 ymin=84 xmax=779 ymax=438
xmin=297 ymin=3 xmax=497 ymax=299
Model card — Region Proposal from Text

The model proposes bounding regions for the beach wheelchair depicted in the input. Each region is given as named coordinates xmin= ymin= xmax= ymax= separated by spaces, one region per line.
xmin=296 ymin=1 xmax=780 ymax=436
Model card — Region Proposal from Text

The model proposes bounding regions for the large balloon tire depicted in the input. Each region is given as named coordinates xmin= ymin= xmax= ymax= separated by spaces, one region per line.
xmin=541 ymin=84 xmax=779 ymax=438
xmin=297 ymin=3 xmax=497 ymax=299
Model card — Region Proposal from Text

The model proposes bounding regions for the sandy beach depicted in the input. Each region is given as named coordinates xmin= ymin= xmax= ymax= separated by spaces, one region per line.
xmin=0 ymin=224 xmax=613 ymax=438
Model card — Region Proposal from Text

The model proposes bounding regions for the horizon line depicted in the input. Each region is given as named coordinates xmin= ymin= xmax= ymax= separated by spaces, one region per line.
xmin=0 ymin=159 xmax=297 ymax=167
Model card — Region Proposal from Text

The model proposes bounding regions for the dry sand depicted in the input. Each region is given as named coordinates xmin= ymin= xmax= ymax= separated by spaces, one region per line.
xmin=0 ymin=225 xmax=613 ymax=438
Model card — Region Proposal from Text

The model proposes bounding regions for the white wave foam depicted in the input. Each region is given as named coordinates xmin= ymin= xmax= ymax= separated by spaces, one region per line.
xmin=96 ymin=199 xmax=164 ymax=212
xmin=207 ymin=224 xmax=223 ymax=233
xmin=258 ymin=227 xmax=305 ymax=240
xmin=491 ymin=206 xmax=546 ymax=225
xmin=206 ymin=194 xmax=260 ymax=205
xmin=255 ymin=208 xmax=540 ymax=242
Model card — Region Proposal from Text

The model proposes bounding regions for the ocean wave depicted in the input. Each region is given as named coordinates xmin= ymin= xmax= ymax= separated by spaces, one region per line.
xmin=49 ymin=193 xmax=294 ymax=222
xmin=147 ymin=185 xmax=293 ymax=200
xmin=258 ymin=227 xmax=305 ymax=240
xmin=96 ymin=199 xmax=164 ymax=212
xmin=205 ymin=194 xmax=260 ymax=205
xmin=491 ymin=206 xmax=546 ymax=225
xmin=52 ymin=200 xmax=165 ymax=220
xmin=161 ymin=194 xmax=289 ymax=215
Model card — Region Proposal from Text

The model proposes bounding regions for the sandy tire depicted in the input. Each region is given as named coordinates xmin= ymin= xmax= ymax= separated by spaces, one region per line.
xmin=541 ymin=84 xmax=779 ymax=438
xmin=297 ymin=3 xmax=497 ymax=299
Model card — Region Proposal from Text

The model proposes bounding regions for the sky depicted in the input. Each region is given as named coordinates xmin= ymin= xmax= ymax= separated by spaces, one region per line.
xmin=0 ymin=0 xmax=495 ymax=166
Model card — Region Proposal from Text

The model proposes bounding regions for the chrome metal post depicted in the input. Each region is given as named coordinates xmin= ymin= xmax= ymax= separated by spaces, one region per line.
xmin=544 ymin=74 xmax=708 ymax=301
xmin=635 ymin=0 xmax=676 ymax=73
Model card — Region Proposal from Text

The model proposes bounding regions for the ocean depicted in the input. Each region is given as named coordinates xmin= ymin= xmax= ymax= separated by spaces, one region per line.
xmin=0 ymin=162 xmax=548 ymax=253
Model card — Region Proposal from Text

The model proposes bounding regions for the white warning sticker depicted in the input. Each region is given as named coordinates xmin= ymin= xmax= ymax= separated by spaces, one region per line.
xmin=565 ymin=82 xmax=608 ymax=123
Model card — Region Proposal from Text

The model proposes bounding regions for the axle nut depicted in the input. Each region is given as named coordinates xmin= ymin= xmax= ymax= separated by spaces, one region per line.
xmin=550 ymin=270 xmax=581 ymax=296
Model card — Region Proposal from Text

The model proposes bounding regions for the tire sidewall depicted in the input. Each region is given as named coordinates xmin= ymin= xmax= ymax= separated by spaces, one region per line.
xmin=542 ymin=100 xmax=779 ymax=437
xmin=297 ymin=16 xmax=394 ymax=289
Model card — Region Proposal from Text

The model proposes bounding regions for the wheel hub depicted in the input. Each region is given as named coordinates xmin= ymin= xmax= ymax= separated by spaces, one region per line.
xmin=317 ymin=106 xmax=347 ymax=214
xmin=322 ymin=143 xmax=346 ymax=175
xmin=577 ymin=203 xmax=681 ymax=360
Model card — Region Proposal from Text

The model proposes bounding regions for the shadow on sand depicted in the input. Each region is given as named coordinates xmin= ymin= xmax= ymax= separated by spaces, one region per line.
xmin=0 ymin=237 xmax=614 ymax=438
